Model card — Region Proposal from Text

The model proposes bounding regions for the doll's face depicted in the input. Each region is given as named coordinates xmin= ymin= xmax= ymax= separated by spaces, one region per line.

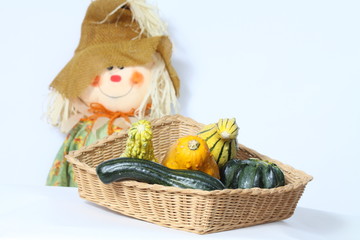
xmin=79 ymin=64 xmax=152 ymax=112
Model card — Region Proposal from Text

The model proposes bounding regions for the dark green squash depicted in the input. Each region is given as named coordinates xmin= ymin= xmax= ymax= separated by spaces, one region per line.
xmin=96 ymin=157 xmax=225 ymax=191
xmin=220 ymin=158 xmax=285 ymax=189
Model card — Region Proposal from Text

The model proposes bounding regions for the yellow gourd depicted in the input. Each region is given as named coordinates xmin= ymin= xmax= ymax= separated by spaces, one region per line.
xmin=121 ymin=120 xmax=157 ymax=162
xmin=161 ymin=135 xmax=220 ymax=179
xmin=198 ymin=118 xmax=239 ymax=168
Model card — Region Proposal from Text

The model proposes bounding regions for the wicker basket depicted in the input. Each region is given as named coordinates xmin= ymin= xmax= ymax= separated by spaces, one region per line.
xmin=66 ymin=114 xmax=312 ymax=234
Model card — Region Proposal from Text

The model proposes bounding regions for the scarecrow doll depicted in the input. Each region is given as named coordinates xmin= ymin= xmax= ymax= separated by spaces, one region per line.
xmin=46 ymin=0 xmax=180 ymax=187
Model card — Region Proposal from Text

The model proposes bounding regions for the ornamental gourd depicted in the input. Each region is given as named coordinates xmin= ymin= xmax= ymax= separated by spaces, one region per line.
xmin=221 ymin=158 xmax=285 ymax=189
xmin=121 ymin=120 xmax=157 ymax=162
xmin=198 ymin=118 xmax=239 ymax=168
xmin=162 ymin=135 xmax=220 ymax=179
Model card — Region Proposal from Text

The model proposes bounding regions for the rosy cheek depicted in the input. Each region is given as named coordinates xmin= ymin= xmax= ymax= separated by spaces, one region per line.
xmin=91 ymin=75 xmax=100 ymax=87
xmin=130 ymin=71 xmax=144 ymax=85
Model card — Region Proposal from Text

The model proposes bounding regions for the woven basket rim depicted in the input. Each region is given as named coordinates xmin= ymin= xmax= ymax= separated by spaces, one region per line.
xmin=66 ymin=114 xmax=313 ymax=196
xmin=68 ymin=114 xmax=201 ymax=158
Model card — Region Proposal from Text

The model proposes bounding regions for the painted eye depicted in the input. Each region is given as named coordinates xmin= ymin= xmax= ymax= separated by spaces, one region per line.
xmin=107 ymin=66 xmax=114 ymax=71
xmin=118 ymin=66 xmax=124 ymax=70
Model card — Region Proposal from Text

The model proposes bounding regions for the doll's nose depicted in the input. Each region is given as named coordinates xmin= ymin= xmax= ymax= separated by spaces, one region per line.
xmin=110 ymin=75 xmax=121 ymax=82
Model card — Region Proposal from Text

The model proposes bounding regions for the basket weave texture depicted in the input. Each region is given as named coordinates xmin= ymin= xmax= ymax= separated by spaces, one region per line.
xmin=66 ymin=114 xmax=312 ymax=234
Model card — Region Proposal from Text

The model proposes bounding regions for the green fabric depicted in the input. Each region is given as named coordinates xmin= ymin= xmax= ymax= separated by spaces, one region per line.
xmin=46 ymin=119 xmax=119 ymax=187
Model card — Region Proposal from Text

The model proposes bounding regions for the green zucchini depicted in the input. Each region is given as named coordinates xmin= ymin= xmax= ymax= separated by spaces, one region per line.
xmin=220 ymin=158 xmax=285 ymax=189
xmin=96 ymin=157 xmax=225 ymax=191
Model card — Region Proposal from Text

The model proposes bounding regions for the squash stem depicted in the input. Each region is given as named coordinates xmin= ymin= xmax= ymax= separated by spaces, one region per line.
xmin=188 ymin=140 xmax=200 ymax=150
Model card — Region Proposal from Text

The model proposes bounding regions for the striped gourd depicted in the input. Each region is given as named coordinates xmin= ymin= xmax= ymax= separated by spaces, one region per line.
xmin=197 ymin=118 xmax=239 ymax=168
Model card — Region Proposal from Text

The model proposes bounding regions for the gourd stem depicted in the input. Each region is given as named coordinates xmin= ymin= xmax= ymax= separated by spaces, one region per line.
xmin=220 ymin=131 xmax=231 ymax=140
xmin=188 ymin=140 xmax=200 ymax=150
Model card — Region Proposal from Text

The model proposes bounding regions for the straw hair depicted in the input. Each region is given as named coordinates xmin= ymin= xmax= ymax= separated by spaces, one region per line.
xmin=136 ymin=53 xmax=179 ymax=119
xmin=66 ymin=115 xmax=313 ymax=234
xmin=97 ymin=0 xmax=168 ymax=37
xmin=47 ymin=91 xmax=78 ymax=131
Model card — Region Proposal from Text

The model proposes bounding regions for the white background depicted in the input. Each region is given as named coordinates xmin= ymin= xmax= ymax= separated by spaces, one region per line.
xmin=0 ymin=0 xmax=359 ymax=218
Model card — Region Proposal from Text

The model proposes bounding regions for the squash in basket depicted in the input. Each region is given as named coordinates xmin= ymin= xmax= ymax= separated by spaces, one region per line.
xmin=162 ymin=135 xmax=220 ymax=179
xmin=221 ymin=158 xmax=285 ymax=189
xmin=96 ymin=157 xmax=225 ymax=191
xmin=121 ymin=120 xmax=157 ymax=162
xmin=198 ymin=118 xmax=239 ymax=168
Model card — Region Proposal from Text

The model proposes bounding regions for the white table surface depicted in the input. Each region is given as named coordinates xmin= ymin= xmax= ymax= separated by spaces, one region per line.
xmin=0 ymin=184 xmax=358 ymax=240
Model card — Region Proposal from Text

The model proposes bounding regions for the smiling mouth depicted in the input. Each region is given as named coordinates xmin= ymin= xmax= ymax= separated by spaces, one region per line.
xmin=98 ymin=85 xmax=134 ymax=99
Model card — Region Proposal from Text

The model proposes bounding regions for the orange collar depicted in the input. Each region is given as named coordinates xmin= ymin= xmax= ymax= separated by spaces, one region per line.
xmin=81 ymin=103 xmax=150 ymax=135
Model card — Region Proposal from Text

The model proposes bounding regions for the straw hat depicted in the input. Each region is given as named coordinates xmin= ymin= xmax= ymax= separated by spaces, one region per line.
xmin=50 ymin=0 xmax=180 ymax=99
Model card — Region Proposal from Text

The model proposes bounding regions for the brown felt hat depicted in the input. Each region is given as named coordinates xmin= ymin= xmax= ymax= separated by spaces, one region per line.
xmin=50 ymin=0 xmax=180 ymax=99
